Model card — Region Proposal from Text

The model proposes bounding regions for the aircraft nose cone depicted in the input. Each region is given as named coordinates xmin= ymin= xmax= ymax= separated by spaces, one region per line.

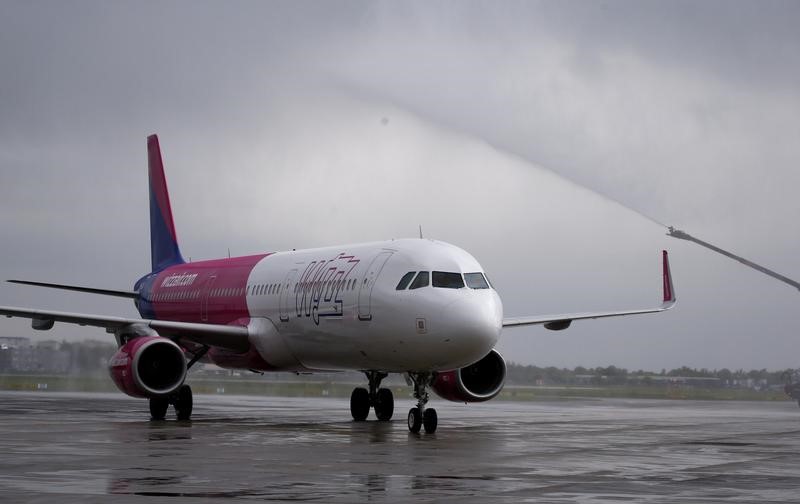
xmin=441 ymin=293 xmax=502 ymax=363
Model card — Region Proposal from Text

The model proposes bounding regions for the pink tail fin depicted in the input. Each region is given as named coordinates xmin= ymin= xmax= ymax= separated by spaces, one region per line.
xmin=148 ymin=134 xmax=185 ymax=272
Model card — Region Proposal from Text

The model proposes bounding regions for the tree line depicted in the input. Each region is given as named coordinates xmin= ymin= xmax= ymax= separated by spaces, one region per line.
xmin=505 ymin=362 xmax=793 ymax=387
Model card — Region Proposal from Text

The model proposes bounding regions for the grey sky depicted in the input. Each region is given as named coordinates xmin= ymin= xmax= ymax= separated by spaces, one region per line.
xmin=1 ymin=1 xmax=798 ymax=370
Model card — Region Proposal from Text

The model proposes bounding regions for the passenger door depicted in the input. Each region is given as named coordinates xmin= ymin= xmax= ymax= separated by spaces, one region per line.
xmin=358 ymin=251 xmax=393 ymax=321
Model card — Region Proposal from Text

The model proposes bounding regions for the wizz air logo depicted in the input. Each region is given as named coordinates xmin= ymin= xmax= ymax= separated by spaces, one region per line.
xmin=296 ymin=254 xmax=360 ymax=325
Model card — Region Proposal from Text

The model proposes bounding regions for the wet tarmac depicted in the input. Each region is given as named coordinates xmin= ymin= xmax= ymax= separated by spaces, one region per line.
xmin=0 ymin=391 xmax=799 ymax=503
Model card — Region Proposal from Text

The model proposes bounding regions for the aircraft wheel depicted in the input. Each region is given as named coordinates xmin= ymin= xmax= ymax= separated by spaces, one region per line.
xmin=174 ymin=384 xmax=193 ymax=421
xmin=423 ymin=408 xmax=438 ymax=434
xmin=374 ymin=388 xmax=394 ymax=421
xmin=350 ymin=387 xmax=370 ymax=421
xmin=407 ymin=407 xmax=422 ymax=433
xmin=149 ymin=396 xmax=169 ymax=421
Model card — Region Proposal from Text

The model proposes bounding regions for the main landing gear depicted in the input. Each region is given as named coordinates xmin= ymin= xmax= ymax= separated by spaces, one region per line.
xmin=407 ymin=372 xmax=437 ymax=434
xmin=149 ymin=384 xmax=193 ymax=421
xmin=350 ymin=371 xmax=394 ymax=422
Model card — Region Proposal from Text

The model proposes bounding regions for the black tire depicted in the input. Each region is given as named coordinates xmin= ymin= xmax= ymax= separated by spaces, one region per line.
xmin=407 ymin=407 xmax=422 ymax=433
xmin=174 ymin=384 xmax=193 ymax=421
xmin=149 ymin=397 xmax=169 ymax=421
xmin=374 ymin=388 xmax=394 ymax=421
xmin=423 ymin=408 xmax=438 ymax=434
xmin=350 ymin=387 xmax=370 ymax=421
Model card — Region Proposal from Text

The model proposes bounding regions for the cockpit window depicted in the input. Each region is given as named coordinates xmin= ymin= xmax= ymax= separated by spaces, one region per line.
xmin=464 ymin=272 xmax=490 ymax=289
xmin=409 ymin=271 xmax=429 ymax=290
xmin=396 ymin=271 xmax=416 ymax=290
xmin=432 ymin=271 xmax=465 ymax=289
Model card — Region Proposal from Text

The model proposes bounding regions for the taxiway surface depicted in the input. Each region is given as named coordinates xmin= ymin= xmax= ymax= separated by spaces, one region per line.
xmin=0 ymin=391 xmax=798 ymax=503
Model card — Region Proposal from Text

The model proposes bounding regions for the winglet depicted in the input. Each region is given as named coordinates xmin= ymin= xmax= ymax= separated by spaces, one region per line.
xmin=662 ymin=250 xmax=676 ymax=307
xmin=148 ymin=134 xmax=185 ymax=272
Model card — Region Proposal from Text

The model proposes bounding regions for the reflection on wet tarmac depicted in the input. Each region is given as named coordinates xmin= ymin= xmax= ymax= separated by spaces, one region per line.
xmin=0 ymin=391 xmax=799 ymax=502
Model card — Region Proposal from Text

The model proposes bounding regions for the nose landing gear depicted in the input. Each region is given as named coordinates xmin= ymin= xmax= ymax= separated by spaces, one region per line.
xmin=407 ymin=372 xmax=437 ymax=434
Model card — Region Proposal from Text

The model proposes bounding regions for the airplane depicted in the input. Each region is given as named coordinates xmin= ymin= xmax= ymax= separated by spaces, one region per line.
xmin=0 ymin=135 xmax=676 ymax=434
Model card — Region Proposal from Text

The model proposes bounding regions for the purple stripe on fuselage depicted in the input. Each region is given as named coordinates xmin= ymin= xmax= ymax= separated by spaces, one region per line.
xmin=137 ymin=254 xmax=271 ymax=325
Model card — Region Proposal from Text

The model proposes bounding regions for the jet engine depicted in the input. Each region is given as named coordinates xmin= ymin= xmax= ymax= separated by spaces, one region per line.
xmin=431 ymin=349 xmax=506 ymax=403
xmin=108 ymin=335 xmax=187 ymax=398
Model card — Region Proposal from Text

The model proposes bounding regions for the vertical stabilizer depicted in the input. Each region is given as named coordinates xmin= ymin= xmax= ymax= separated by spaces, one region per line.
xmin=147 ymin=134 xmax=185 ymax=272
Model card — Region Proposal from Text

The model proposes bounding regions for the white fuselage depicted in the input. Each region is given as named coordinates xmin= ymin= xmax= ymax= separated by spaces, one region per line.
xmin=243 ymin=239 xmax=503 ymax=372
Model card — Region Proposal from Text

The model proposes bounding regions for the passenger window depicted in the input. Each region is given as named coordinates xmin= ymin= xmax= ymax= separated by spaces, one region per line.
xmin=396 ymin=271 xmax=416 ymax=290
xmin=432 ymin=271 xmax=465 ymax=289
xmin=464 ymin=272 xmax=490 ymax=289
xmin=409 ymin=271 xmax=430 ymax=290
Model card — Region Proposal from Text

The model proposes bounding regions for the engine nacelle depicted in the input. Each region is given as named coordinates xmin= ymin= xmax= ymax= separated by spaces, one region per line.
xmin=432 ymin=349 xmax=506 ymax=403
xmin=108 ymin=336 xmax=187 ymax=398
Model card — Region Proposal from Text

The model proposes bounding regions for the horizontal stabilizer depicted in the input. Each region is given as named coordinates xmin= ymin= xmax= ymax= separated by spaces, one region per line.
xmin=7 ymin=280 xmax=138 ymax=299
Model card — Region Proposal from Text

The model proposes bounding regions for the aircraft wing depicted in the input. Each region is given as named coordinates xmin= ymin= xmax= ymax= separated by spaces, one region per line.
xmin=502 ymin=250 xmax=676 ymax=331
xmin=0 ymin=305 xmax=250 ymax=352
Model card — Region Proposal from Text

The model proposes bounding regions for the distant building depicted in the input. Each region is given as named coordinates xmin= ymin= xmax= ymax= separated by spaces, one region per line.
xmin=0 ymin=340 xmax=70 ymax=374
xmin=0 ymin=336 xmax=31 ymax=349
xmin=629 ymin=375 xmax=722 ymax=387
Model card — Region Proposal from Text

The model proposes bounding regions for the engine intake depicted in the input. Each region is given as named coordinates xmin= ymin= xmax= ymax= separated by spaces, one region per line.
xmin=108 ymin=336 xmax=187 ymax=398
xmin=432 ymin=349 xmax=506 ymax=403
